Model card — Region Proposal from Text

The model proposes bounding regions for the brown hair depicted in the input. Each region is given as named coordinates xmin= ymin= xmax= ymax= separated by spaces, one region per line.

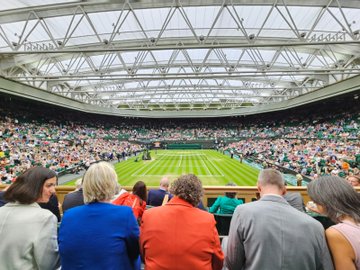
xmin=133 ymin=181 xmax=147 ymax=203
xmin=4 ymin=166 xmax=57 ymax=204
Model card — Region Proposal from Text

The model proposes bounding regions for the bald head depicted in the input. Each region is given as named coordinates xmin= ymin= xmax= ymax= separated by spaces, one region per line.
xmin=257 ymin=169 xmax=286 ymax=196
xmin=160 ymin=177 xmax=170 ymax=190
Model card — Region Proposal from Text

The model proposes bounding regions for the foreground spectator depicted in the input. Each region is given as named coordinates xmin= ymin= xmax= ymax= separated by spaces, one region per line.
xmin=308 ymin=176 xmax=360 ymax=270
xmin=140 ymin=174 xmax=224 ymax=270
xmin=0 ymin=167 xmax=60 ymax=269
xmin=209 ymin=182 xmax=243 ymax=214
xmin=59 ymin=162 xmax=140 ymax=270
xmin=225 ymin=169 xmax=333 ymax=270
xmin=147 ymin=176 xmax=173 ymax=206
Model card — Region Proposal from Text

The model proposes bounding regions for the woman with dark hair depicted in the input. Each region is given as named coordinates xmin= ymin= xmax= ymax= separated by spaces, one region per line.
xmin=209 ymin=182 xmax=243 ymax=214
xmin=0 ymin=166 xmax=60 ymax=269
xmin=113 ymin=180 xmax=147 ymax=220
xmin=307 ymin=176 xmax=360 ymax=270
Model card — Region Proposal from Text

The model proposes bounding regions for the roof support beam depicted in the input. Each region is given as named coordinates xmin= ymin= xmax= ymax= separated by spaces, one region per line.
xmin=1 ymin=40 xmax=360 ymax=55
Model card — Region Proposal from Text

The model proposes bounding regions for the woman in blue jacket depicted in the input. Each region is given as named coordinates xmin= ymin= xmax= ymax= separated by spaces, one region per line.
xmin=59 ymin=162 xmax=140 ymax=270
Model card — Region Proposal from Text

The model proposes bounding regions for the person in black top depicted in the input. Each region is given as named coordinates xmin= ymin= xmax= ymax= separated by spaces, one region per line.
xmin=38 ymin=194 xmax=62 ymax=222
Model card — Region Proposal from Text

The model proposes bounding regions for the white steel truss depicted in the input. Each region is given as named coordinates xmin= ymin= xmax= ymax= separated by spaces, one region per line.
xmin=0 ymin=0 xmax=359 ymax=112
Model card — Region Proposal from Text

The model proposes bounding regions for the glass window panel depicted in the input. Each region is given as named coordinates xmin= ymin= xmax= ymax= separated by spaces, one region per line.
xmin=44 ymin=16 xmax=74 ymax=40
xmin=0 ymin=0 xmax=76 ymax=11
xmin=134 ymin=8 xmax=169 ymax=35
xmin=88 ymin=11 xmax=123 ymax=40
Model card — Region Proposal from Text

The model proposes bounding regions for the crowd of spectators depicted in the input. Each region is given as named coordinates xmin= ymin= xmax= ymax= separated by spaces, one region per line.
xmin=0 ymin=116 xmax=142 ymax=183
xmin=2 ymin=163 xmax=359 ymax=270
xmin=225 ymin=137 xmax=359 ymax=179
xmin=0 ymin=92 xmax=359 ymax=183
xmin=2 ymin=111 xmax=358 ymax=183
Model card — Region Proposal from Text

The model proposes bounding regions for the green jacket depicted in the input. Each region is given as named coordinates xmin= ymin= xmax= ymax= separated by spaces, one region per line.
xmin=209 ymin=196 xmax=243 ymax=214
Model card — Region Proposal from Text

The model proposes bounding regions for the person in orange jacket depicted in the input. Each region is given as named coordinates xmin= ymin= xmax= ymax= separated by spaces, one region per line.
xmin=113 ymin=181 xmax=147 ymax=221
xmin=140 ymin=174 xmax=224 ymax=270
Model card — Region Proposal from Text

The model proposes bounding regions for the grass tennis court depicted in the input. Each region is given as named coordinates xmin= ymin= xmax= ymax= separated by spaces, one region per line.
xmin=64 ymin=150 xmax=259 ymax=186
xmin=117 ymin=150 xmax=258 ymax=186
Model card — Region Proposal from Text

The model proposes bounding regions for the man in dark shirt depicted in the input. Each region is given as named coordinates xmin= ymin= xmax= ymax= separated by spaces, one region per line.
xmin=62 ymin=188 xmax=84 ymax=212
xmin=147 ymin=177 xmax=173 ymax=206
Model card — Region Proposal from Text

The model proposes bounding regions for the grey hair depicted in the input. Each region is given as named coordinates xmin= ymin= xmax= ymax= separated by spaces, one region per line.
xmin=82 ymin=162 xmax=118 ymax=203
xmin=307 ymin=176 xmax=360 ymax=224
xmin=258 ymin=169 xmax=285 ymax=190
xmin=170 ymin=174 xmax=203 ymax=206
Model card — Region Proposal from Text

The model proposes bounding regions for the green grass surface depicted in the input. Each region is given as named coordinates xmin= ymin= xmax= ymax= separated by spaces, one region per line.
xmin=64 ymin=150 xmax=259 ymax=186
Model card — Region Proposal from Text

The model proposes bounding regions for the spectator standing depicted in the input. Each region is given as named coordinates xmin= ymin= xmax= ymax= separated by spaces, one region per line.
xmin=308 ymin=176 xmax=360 ymax=270
xmin=140 ymin=174 xmax=224 ymax=270
xmin=225 ymin=169 xmax=333 ymax=270
xmin=0 ymin=167 xmax=60 ymax=269
xmin=59 ymin=162 xmax=140 ymax=270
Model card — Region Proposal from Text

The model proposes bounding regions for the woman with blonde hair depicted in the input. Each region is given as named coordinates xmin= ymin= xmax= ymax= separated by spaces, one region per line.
xmin=59 ymin=161 xmax=140 ymax=270
xmin=307 ymin=176 xmax=360 ymax=270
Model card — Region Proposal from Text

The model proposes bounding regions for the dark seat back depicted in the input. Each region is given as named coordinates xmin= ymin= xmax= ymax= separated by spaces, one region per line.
xmin=214 ymin=214 xmax=233 ymax=236
xmin=312 ymin=215 xmax=335 ymax=230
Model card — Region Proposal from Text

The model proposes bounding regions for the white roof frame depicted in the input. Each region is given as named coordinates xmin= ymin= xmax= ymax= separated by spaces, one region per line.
xmin=0 ymin=0 xmax=359 ymax=114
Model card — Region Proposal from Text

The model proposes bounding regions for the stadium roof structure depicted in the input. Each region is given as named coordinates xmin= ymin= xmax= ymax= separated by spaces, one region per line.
xmin=0 ymin=0 xmax=360 ymax=118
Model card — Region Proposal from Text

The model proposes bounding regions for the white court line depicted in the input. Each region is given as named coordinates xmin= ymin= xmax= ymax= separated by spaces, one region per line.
xmin=144 ymin=165 xmax=207 ymax=168
xmin=134 ymin=152 xmax=224 ymax=177
xmin=206 ymin=156 xmax=225 ymax=176
xmin=131 ymin=174 xmax=223 ymax=177
xmin=138 ymin=159 xmax=163 ymax=176
xmin=200 ymin=157 xmax=212 ymax=175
